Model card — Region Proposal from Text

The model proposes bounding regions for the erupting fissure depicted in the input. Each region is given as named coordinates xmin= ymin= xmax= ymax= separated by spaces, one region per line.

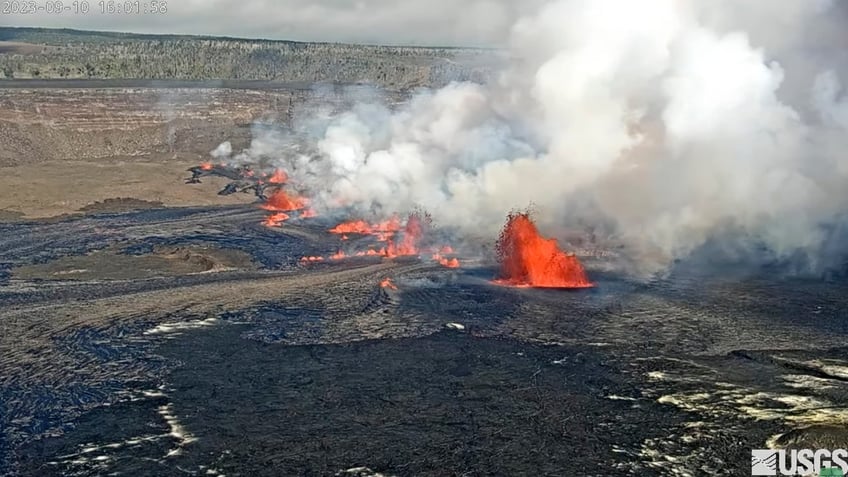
xmin=494 ymin=213 xmax=593 ymax=289
xmin=329 ymin=216 xmax=401 ymax=239
xmin=186 ymin=162 xmax=317 ymax=228
xmin=301 ymin=212 xmax=460 ymax=268
xmin=189 ymin=162 xmax=464 ymax=268
xmin=261 ymin=189 xmax=308 ymax=213
xmin=259 ymin=187 xmax=314 ymax=227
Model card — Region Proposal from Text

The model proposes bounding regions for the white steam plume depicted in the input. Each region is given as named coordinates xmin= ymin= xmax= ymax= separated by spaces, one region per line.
xmin=224 ymin=0 xmax=848 ymax=274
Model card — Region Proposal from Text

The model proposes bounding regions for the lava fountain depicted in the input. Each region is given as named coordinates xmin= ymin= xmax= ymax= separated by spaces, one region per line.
xmin=494 ymin=212 xmax=593 ymax=289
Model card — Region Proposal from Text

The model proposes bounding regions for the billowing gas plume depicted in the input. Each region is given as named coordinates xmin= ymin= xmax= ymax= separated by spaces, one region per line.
xmin=217 ymin=0 xmax=848 ymax=275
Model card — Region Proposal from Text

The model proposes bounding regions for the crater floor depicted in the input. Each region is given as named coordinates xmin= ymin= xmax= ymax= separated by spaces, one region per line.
xmin=0 ymin=204 xmax=846 ymax=476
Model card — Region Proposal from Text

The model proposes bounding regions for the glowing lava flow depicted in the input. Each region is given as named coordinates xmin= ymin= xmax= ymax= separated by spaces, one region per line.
xmin=380 ymin=277 xmax=398 ymax=290
xmin=494 ymin=213 xmax=593 ymax=288
xmin=326 ymin=214 xmax=418 ymax=258
xmin=267 ymin=169 xmax=288 ymax=184
xmin=259 ymin=188 xmax=310 ymax=227
xmin=384 ymin=213 xmax=423 ymax=258
xmin=263 ymin=212 xmax=290 ymax=227
xmin=261 ymin=189 xmax=307 ymax=212
xmin=303 ymin=212 xmax=459 ymax=268
xmin=330 ymin=219 xmax=373 ymax=235
xmin=329 ymin=216 xmax=401 ymax=238
xmin=432 ymin=253 xmax=460 ymax=268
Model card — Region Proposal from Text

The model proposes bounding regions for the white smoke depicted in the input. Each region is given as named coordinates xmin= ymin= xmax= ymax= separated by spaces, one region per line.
xmin=223 ymin=0 xmax=848 ymax=274
xmin=210 ymin=140 xmax=233 ymax=160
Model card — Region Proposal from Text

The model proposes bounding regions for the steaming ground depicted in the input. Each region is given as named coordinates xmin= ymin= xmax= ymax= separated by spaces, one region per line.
xmin=1 ymin=202 xmax=847 ymax=475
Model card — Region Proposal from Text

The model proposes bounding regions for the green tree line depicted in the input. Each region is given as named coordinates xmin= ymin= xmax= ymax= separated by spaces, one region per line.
xmin=0 ymin=27 xmax=495 ymax=89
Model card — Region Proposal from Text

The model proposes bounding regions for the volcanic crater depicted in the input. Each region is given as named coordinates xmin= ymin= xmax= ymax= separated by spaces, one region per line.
xmin=1 ymin=85 xmax=847 ymax=477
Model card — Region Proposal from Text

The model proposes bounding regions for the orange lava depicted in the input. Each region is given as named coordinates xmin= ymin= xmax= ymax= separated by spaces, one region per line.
xmin=329 ymin=215 xmax=401 ymax=237
xmin=330 ymin=219 xmax=373 ymax=235
xmin=312 ymin=212 xmax=441 ymax=263
xmin=380 ymin=277 xmax=398 ymax=290
xmin=300 ymin=256 xmax=324 ymax=263
xmin=262 ymin=212 xmax=290 ymax=227
xmin=494 ymin=213 xmax=593 ymax=289
xmin=374 ymin=216 xmax=401 ymax=233
xmin=268 ymin=169 xmax=288 ymax=184
xmin=384 ymin=213 xmax=424 ymax=258
xmin=432 ymin=253 xmax=460 ymax=268
xmin=261 ymin=189 xmax=308 ymax=212
xmin=200 ymin=162 xmax=213 ymax=171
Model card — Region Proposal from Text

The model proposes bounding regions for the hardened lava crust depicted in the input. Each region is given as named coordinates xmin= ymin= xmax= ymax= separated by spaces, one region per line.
xmin=0 ymin=203 xmax=846 ymax=476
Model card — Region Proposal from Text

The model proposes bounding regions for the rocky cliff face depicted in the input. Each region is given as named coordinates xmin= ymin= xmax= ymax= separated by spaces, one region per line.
xmin=0 ymin=86 xmax=378 ymax=165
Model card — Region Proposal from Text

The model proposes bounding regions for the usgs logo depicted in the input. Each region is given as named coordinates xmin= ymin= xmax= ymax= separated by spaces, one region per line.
xmin=751 ymin=449 xmax=847 ymax=476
